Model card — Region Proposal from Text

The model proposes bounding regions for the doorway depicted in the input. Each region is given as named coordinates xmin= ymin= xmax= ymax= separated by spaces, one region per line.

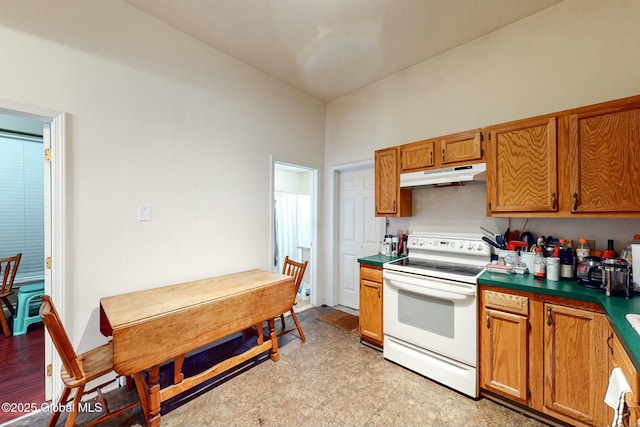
xmin=0 ymin=102 xmax=65 ymax=412
xmin=272 ymin=161 xmax=316 ymax=309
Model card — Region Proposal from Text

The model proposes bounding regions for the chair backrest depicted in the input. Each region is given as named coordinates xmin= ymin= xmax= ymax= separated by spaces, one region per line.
xmin=281 ymin=256 xmax=309 ymax=295
xmin=0 ymin=253 xmax=22 ymax=294
xmin=39 ymin=295 xmax=84 ymax=380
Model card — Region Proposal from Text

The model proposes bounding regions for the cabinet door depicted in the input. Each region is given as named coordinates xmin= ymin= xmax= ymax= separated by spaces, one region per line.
xmin=543 ymin=304 xmax=608 ymax=425
xmin=359 ymin=278 xmax=383 ymax=345
xmin=441 ymin=130 xmax=483 ymax=166
xmin=375 ymin=147 xmax=411 ymax=217
xmin=480 ymin=307 xmax=529 ymax=403
xmin=486 ymin=116 xmax=558 ymax=213
xmin=400 ymin=140 xmax=435 ymax=172
xmin=612 ymin=332 xmax=640 ymax=427
xmin=568 ymin=102 xmax=640 ymax=213
xmin=375 ymin=147 xmax=399 ymax=215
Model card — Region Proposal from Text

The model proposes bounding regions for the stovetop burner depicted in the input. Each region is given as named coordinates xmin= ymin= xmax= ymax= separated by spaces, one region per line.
xmin=386 ymin=258 xmax=485 ymax=277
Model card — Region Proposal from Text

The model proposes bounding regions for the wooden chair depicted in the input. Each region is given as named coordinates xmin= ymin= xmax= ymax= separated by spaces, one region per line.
xmin=0 ymin=253 xmax=21 ymax=337
xmin=278 ymin=256 xmax=309 ymax=341
xmin=39 ymin=295 xmax=140 ymax=427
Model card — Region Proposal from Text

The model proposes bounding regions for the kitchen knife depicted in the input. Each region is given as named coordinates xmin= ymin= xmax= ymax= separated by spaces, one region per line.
xmin=482 ymin=236 xmax=501 ymax=249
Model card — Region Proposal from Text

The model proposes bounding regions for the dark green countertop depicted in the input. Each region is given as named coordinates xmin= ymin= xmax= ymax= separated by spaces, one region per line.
xmin=479 ymin=270 xmax=640 ymax=370
xmin=357 ymin=254 xmax=406 ymax=267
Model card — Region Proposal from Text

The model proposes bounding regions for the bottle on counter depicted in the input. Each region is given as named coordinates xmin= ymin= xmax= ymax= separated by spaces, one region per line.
xmin=547 ymin=257 xmax=560 ymax=281
xmin=556 ymin=239 xmax=574 ymax=280
xmin=383 ymin=236 xmax=391 ymax=256
xmin=576 ymin=238 xmax=591 ymax=263
xmin=533 ymin=247 xmax=546 ymax=279
xmin=559 ymin=249 xmax=575 ymax=280
xmin=602 ymin=239 xmax=616 ymax=259
xmin=391 ymin=237 xmax=398 ymax=257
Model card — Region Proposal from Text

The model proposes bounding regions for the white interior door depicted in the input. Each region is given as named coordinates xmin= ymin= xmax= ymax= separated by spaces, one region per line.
xmin=338 ymin=167 xmax=382 ymax=309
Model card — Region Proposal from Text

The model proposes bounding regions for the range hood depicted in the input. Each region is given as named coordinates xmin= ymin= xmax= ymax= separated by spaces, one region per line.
xmin=400 ymin=163 xmax=487 ymax=188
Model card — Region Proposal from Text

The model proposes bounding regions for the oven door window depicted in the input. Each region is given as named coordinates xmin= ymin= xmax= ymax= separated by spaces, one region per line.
xmin=398 ymin=289 xmax=454 ymax=338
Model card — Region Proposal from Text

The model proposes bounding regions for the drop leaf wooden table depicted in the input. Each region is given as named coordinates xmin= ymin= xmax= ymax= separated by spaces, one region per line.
xmin=99 ymin=269 xmax=296 ymax=426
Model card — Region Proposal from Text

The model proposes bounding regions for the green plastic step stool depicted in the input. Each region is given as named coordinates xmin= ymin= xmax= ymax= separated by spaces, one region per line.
xmin=13 ymin=282 xmax=45 ymax=335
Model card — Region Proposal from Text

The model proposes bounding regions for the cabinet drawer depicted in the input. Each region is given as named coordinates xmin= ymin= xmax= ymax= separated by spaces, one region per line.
xmin=483 ymin=290 xmax=528 ymax=316
xmin=360 ymin=266 xmax=383 ymax=283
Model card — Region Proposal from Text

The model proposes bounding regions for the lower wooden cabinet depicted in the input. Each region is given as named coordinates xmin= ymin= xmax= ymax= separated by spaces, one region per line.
xmin=543 ymin=303 xmax=609 ymax=426
xmin=359 ymin=264 xmax=383 ymax=346
xmin=481 ymin=290 xmax=529 ymax=403
xmin=480 ymin=286 xmax=612 ymax=427
xmin=611 ymin=332 xmax=640 ymax=427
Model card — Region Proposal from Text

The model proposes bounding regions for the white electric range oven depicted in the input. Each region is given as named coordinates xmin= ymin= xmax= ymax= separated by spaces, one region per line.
xmin=383 ymin=231 xmax=491 ymax=398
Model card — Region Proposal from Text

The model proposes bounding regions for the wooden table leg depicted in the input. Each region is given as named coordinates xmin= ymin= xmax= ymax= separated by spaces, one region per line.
xmin=133 ymin=372 xmax=150 ymax=426
xmin=173 ymin=354 xmax=185 ymax=384
xmin=147 ymin=365 xmax=162 ymax=427
xmin=267 ymin=318 xmax=280 ymax=361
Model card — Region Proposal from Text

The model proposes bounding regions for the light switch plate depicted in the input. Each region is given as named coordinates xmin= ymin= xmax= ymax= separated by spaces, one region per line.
xmin=138 ymin=206 xmax=152 ymax=221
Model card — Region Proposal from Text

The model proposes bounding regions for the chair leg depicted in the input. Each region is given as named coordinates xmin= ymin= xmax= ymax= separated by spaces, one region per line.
xmin=0 ymin=309 xmax=11 ymax=337
xmin=280 ymin=314 xmax=285 ymax=330
xmin=289 ymin=309 xmax=305 ymax=342
xmin=48 ymin=386 xmax=71 ymax=427
xmin=0 ymin=296 xmax=15 ymax=315
xmin=65 ymin=384 xmax=85 ymax=427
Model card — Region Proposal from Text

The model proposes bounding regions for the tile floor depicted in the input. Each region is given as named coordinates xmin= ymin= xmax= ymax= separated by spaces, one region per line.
xmin=6 ymin=305 xmax=551 ymax=427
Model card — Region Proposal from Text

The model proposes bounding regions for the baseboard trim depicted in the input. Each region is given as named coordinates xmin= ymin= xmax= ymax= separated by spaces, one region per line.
xmin=480 ymin=390 xmax=572 ymax=427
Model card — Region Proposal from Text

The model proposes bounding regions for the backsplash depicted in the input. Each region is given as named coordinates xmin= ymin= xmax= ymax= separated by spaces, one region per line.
xmin=388 ymin=183 xmax=640 ymax=254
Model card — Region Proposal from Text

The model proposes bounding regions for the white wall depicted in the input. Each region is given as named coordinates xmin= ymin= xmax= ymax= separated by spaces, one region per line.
xmin=0 ymin=0 xmax=325 ymax=349
xmin=325 ymin=0 xmax=640 ymax=284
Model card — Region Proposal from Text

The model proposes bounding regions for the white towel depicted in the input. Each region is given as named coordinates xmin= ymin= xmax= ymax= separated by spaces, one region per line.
xmin=605 ymin=367 xmax=632 ymax=427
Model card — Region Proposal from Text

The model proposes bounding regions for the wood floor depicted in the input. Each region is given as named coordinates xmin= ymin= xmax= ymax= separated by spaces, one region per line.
xmin=0 ymin=323 xmax=45 ymax=425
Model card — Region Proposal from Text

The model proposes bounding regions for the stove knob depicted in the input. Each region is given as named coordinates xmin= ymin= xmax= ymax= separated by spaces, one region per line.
xmin=477 ymin=243 xmax=486 ymax=251
xmin=419 ymin=239 xmax=426 ymax=246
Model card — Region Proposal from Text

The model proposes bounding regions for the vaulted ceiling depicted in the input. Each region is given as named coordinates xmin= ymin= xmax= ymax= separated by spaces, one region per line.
xmin=124 ymin=0 xmax=563 ymax=101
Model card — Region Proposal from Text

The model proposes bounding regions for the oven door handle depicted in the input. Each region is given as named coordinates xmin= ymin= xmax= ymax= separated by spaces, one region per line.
xmin=383 ymin=270 xmax=476 ymax=299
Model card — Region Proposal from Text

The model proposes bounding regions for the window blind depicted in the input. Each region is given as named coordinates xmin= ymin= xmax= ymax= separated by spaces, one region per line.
xmin=0 ymin=132 xmax=44 ymax=283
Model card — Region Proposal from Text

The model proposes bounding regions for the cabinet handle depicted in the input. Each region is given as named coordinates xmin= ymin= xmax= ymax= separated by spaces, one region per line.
xmin=393 ymin=200 xmax=396 ymax=212
xmin=573 ymin=192 xmax=578 ymax=211
xmin=442 ymin=148 xmax=445 ymax=163
xmin=377 ymin=287 xmax=381 ymax=299
xmin=551 ymin=192 xmax=557 ymax=210
xmin=429 ymin=151 xmax=433 ymax=165
xmin=486 ymin=312 xmax=491 ymax=329
xmin=546 ymin=306 xmax=552 ymax=326
xmin=607 ymin=332 xmax=614 ymax=355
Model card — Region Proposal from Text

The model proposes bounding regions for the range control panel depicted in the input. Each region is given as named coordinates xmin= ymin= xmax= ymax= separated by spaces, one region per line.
xmin=407 ymin=233 xmax=492 ymax=256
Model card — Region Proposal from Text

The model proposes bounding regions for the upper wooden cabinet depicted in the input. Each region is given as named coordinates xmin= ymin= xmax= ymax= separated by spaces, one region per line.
xmin=375 ymin=147 xmax=412 ymax=217
xmin=567 ymin=98 xmax=640 ymax=214
xmin=400 ymin=129 xmax=484 ymax=173
xmin=486 ymin=116 xmax=558 ymax=214
xmin=487 ymin=94 xmax=640 ymax=217
xmin=400 ymin=140 xmax=434 ymax=172
xmin=441 ymin=129 xmax=483 ymax=166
